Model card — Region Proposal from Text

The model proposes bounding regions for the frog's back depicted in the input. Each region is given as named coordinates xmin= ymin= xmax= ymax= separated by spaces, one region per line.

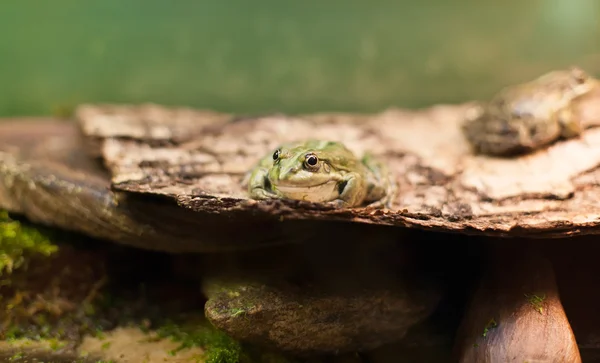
xmin=492 ymin=86 xmax=557 ymax=122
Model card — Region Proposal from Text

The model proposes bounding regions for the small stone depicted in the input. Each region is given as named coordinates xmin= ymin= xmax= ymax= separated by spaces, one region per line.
xmin=204 ymin=277 xmax=441 ymax=355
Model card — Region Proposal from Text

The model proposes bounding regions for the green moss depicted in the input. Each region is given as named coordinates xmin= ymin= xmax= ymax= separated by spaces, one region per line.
xmin=0 ymin=213 xmax=113 ymax=347
xmin=524 ymin=293 xmax=546 ymax=314
xmin=155 ymin=320 xmax=242 ymax=363
xmin=154 ymin=318 xmax=296 ymax=363
xmin=0 ymin=211 xmax=58 ymax=276
xmin=214 ymin=304 xmax=256 ymax=319
xmin=229 ymin=307 xmax=248 ymax=318
xmin=0 ymin=212 xmax=293 ymax=363
xmin=49 ymin=337 xmax=67 ymax=350
xmin=482 ymin=318 xmax=498 ymax=337
xmin=8 ymin=352 xmax=24 ymax=361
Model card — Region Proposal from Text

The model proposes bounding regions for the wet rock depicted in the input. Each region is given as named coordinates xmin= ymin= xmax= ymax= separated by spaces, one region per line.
xmin=204 ymin=276 xmax=441 ymax=356
xmin=200 ymin=224 xmax=467 ymax=356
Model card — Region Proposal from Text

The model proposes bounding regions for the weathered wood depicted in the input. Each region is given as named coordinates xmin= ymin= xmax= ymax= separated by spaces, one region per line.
xmin=550 ymin=239 xmax=600 ymax=362
xmin=76 ymin=93 xmax=600 ymax=238
xmin=0 ymin=120 xmax=321 ymax=252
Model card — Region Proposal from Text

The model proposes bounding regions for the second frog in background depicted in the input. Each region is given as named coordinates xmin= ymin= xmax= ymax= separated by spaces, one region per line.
xmin=462 ymin=67 xmax=599 ymax=156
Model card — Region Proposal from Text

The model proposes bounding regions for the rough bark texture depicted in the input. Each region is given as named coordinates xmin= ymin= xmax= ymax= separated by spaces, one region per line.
xmin=0 ymin=120 xmax=329 ymax=252
xmin=75 ymin=94 xmax=600 ymax=238
xmin=3 ymin=93 xmax=600 ymax=250
xmin=454 ymin=243 xmax=581 ymax=362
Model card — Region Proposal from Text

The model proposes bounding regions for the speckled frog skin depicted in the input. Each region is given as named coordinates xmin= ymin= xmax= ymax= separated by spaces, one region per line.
xmin=247 ymin=140 xmax=394 ymax=208
xmin=462 ymin=67 xmax=598 ymax=156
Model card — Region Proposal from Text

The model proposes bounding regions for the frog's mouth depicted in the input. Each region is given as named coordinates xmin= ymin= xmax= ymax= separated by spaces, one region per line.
xmin=272 ymin=181 xmax=339 ymax=202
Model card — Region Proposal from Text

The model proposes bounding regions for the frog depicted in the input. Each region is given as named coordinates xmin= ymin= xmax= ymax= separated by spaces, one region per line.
xmin=462 ymin=67 xmax=598 ymax=156
xmin=247 ymin=140 xmax=395 ymax=208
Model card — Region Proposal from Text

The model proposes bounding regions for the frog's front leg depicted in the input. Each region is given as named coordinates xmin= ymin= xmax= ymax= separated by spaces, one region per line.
xmin=248 ymin=167 xmax=279 ymax=200
xmin=558 ymin=107 xmax=583 ymax=138
xmin=327 ymin=172 xmax=367 ymax=208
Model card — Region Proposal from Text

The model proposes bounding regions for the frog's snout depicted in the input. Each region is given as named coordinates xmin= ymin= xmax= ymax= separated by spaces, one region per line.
xmin=278 ymin=166 xmax=300 ymax=180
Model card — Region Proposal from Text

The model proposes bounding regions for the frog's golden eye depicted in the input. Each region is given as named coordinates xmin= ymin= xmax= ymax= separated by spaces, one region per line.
xmin=304 ymin=153 xmax=319 ymax=168
xmin=272 ymin=149 xmax=281 ymax=161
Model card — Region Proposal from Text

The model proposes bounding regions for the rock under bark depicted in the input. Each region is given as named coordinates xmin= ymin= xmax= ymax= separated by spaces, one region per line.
xmin=204 ymin=278 xmax=441 ymax=356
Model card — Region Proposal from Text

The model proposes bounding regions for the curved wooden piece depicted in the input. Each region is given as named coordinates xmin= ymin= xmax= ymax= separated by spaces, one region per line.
xmin=0 ymin=120 xmax=315 ymax=253
xmin=454 ymin=241 xmax=581 ymax=362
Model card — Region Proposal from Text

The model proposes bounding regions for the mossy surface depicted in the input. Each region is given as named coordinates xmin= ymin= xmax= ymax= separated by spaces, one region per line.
xmin=152 ymin=315 xmax=297 ymax=363
xmin=0 ymin=211 xmax=113 ymax=349
xmin=0 ymin=210 xmax=58 ymax=276
xmin=0 ymin=210 xmax=295 ymax=363
xmin=524 ymin=293 xmax=546 ymax=315
xmin=155 ymin=319 xmax=242 ymax=363
xmin=481 ymin=318 xmax=498 ymax=338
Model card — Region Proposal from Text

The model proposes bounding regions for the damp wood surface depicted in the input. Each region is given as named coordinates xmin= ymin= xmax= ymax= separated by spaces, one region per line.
xmin=74 ymin=96 xmax=600 ymax=238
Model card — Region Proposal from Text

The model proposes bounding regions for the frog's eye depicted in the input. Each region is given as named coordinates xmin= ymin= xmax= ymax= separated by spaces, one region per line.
xmin=570 ymin=67 xmax=587 ymax=83
xmin=304 ymin=153 xmax=319 ymax=168
xmin=272 ymin=149 xmax=281 ymax=161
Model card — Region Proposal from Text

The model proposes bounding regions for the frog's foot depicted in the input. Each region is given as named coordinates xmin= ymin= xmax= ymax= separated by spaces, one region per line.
xmin=362 ymin=168 xmax=397 ymax=210
xmin=364 ymin=189 xmax=395 ymax=210
xmin=247 ymin=166 xmax=281 ymax=201
xmin=364 ymin=198 xmax=389 ymax=210
xmin=324 ymin=199 xmax=350 ymax=209
xmin=249 ymin=188 xmax=279 ymax=200
xmin=558 ymin=108 xmax=583 ymax=138
xmin=361 ymin=152 xmax=397 ymax=208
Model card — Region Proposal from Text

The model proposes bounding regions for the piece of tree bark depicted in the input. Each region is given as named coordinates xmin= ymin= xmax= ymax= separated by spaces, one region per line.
xmin=74 ymin=93 xmax=600 ymax=238
xmin=0 ymin=120 xmax=326 ymax=252
xmin=453 ymin=241 xmax=581 ymax=363
xmin=4 ymin=92 xmax=600 ymax=244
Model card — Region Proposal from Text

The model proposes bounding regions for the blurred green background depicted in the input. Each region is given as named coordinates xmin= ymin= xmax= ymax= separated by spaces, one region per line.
xmin=1 ymin=0 xmax=599 ymax=116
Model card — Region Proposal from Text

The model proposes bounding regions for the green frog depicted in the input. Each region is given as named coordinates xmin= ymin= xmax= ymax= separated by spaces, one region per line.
xmin=247 ymin=140 xmax=394 ymax=208
xmin=462 ymin=67 xmax=598 ymax=156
